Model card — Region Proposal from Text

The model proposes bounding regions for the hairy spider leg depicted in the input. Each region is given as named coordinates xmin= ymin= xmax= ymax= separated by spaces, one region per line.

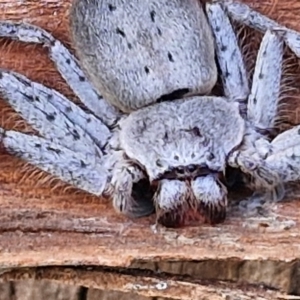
xmin=0 ymin=21 xmax=120 ymax=126
xmin=0 ymin=70 xmax=110 ymax=152
xmin=0 ymin=69 xmax=110 ymax=194
xmin=223 ymin=1 xmax=300 ymax=58
xmin=206 ymin=2 xmax=249 ymax=103
xmin=0 ymin=24 xmax=118 ymax=195
xmin=0 ymin=128 xmax=108 ymax=195
xmin=207 ymin=2 xmax=286 ymax=200
xmin=267 ymin=126 xmax=300 ymax=183
xmin=222 ymin=0 xmax=300 ymax=189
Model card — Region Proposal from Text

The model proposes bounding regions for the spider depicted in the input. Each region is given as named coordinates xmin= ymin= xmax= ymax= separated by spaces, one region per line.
xmin=0 ymin=0 xmax=300 ymax=228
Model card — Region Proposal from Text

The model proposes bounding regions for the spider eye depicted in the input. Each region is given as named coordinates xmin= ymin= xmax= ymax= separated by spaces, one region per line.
xmin=187 ymin=164 xmax=197 ymax=173
xmin=177 ymin=166 xmax=185 ymax=175
xmin=207 ymin=152 xmax=215 ymax=161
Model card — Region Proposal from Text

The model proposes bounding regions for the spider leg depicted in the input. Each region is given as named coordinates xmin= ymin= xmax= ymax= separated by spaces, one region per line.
xmin=0 ymin=129 xmax=108 ymax=195
xmin=0 ymin=69 xmax=110 ymax=156
xmin=266 ymin=125 xmax=300 ymax=183
xmin=109 ymin=152 xmax=155 ymax=218
xmin=247 ymin=30 xmax=283 ymax=132
xmin=228 ymin=150 xmax=285 ymax=201
xmin=0 ymin=21 xmax=120 ymax=126
xmin=207 ymin=3 xmax=284 ymax=199
xmin=222 ymin=0 xmax=300 ymax=58
xmin=213 ymin=8 xmax=287 ymax=199
xmin=271 ymin=125 xmax=300 ymax=152
xmin=206 ymin=2 xmax=249 ymax=103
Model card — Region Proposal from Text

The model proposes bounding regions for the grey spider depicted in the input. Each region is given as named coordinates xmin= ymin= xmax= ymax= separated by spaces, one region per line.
xmin=0 ymin=0 xmax=300 ymax=227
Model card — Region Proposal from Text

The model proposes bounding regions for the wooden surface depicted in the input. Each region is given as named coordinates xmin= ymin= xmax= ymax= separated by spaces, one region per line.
xmin=0 ymin=0 xmax=300 ymax=299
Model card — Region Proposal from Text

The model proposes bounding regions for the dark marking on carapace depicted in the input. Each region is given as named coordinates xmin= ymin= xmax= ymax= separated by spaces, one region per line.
xmin=144 ymin=66 xmax=150 ymax=74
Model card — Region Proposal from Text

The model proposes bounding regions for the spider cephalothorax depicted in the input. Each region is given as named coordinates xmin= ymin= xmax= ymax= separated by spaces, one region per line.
xmin=109 ymin=96 xmax=243 ymax=226
xmin=0 ymin=0 xmax=300 ymax=227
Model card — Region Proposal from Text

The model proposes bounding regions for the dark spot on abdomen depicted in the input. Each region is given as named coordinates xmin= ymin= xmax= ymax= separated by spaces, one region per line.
xmin=108 ymin=4 xmax=116 ymax=11
xmin=157 ymin=88 xmax=189 ymax=103
xmin=150 ymin=10 xmax=156 ymax=22
xmin=116 ymin=27 xmax=126 ymax=37
xmin=168 ymin=52 xmax=174 ymax=62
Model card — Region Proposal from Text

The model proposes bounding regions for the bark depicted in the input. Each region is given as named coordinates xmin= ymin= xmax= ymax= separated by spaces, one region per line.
xmin=0 ymin=0 xmax=300 ymax=299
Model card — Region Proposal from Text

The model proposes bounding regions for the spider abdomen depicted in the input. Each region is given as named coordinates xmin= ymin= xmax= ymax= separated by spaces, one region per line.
xmin=70 ymin=0 xmax=217 ymax=113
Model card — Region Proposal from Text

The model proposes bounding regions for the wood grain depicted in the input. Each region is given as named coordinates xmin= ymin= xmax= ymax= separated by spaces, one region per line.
xmin=0 ymin=1 xmax=300 ymax=299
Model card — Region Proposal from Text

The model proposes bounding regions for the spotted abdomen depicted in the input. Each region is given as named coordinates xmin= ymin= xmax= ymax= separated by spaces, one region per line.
xmin=70 ymin=0 xmax=217 ymax=112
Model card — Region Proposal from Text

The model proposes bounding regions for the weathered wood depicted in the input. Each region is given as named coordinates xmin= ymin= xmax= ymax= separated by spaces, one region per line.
xmin=0 ymin=0 xmax=300 ymax=299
